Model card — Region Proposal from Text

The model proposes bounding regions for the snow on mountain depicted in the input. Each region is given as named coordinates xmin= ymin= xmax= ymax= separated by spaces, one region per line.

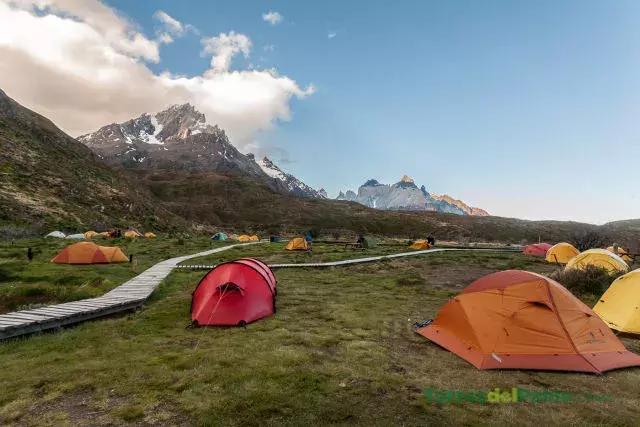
xmin=336 ymin=176 xmax=489 ymax=216
xmin=257 ymin=156 xmax=324 ymax=198
xmin=79 ymin=104 xmax=323 ymax=198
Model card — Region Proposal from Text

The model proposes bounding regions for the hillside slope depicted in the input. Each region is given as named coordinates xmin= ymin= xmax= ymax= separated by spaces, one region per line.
xmin=0 ymin=89 xmax=180 ymax=231
xmin=135 ymin=169 xmax=637 ymax=244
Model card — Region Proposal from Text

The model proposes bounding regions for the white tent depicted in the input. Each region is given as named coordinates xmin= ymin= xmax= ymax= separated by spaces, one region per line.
xmin=45 ymin=231 xmax=65 ymax=238
xmin=65 ymin=233 xmax=85 ymax=240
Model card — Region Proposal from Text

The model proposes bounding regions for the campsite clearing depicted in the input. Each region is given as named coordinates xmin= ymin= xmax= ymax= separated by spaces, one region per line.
xmin=1 ymin=241 xmax=639 ymax=425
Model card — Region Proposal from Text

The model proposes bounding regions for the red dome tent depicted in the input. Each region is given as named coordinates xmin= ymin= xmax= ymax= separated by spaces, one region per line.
xmin=522 ymin=242 xmax=552 ymax=257
xmin=191 ymin=258 xmax=277 ymax=327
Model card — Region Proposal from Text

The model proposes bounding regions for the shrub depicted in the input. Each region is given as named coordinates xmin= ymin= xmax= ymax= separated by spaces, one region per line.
xmin=549 ymin=265 xmax=623 ymax=296
xmin=571 ymin=231 xmax=611 ymax=252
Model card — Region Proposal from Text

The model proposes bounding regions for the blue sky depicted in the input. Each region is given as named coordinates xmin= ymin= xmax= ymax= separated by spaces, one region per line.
xmin=5 ymin=0 xmax=640 ymax=224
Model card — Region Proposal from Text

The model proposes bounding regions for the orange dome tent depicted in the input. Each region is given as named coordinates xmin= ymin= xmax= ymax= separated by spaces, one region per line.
xmin=285 ymin=237 xmax=310 ymax=251
xmin=144 ymin=232 xmax=157 ymax=238
xmin=124 ymin=229 xmax=143 ymax=239
xmin=249 ymin=235 xmax=260 ymax=242
xmin=84 ymin=230 xmax=98 ymax=239
xmin=409 ymin=240 xmax=430 ymax=250
xmin=238 ymin=235 xmax=251 ymax=242
xmin=415 ymin=270 xmax=640 ymax=373
xmin=51 ymin=242 xmax=128 ymax=264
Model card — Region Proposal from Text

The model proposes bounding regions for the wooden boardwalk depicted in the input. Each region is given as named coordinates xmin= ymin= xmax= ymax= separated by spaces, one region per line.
xmin=0 ymin=242 xmax=262 ymax=340
xmin=176 ymin=247 xmax=520 ymax=270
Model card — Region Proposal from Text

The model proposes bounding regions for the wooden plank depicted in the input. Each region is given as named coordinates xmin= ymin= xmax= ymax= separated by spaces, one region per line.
xmin=1 ymin=314 xmax=44 ymax=322
xmin=0 ymin=319 xmax=26 ymax=326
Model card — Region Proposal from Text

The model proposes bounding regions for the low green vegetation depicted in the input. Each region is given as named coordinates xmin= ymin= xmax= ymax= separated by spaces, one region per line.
xmin=0 ymin=241 xmax=638 ymax=425
xmin=0 ymin=237 xmax=225 ymax=313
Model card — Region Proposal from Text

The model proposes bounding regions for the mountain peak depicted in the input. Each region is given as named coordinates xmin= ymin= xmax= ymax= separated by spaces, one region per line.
xmin=256 ymin=156 xmax=324 ymax=198
xmin=363 ymin=179 xmax=382 ymax=187
xmin=400 ymin=175 xmax=414 ymax=183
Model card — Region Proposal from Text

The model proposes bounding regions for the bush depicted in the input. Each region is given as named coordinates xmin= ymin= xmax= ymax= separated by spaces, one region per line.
xmin=571 ymin=231 xmax=611 ymax=252
xmin=549 ymin=266 xmax=623 ymax=296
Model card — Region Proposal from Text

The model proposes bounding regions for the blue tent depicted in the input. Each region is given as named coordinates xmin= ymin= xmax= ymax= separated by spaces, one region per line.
xmin=211 ymin=232 xmax=228 ymax=241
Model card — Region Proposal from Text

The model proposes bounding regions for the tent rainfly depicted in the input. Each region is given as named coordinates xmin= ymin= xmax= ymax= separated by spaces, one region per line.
xmin=415 ymin=270 xmax=640 ymax=373
xmin=565 ymin=249 xmax=629 ymax=273
xmin=45 ymin=231 xmax=65 ymax=238
xmin=546 ymin=242 xmax=580 ymax=264
xmin=285 ymin=237 xmax=310 ymax=251
xmin=606 ymin=246 xmax=632 ymax=263
xmin=522 ymin=243 xmax=552 ymax=257
xmin=191 ymin=258 xmax=277 ymax=326
xmin=211 ymin=232 xmax=228 ymax=241
xmin=593 ymin=269 xmax=640 ymax=334
xmin=65 ymin=233 xmax=86 ymax=240
xmin=51 ymin=242 xmax=128 ymax=264
xmin=410 ymin=240 xmax=430 ymax=250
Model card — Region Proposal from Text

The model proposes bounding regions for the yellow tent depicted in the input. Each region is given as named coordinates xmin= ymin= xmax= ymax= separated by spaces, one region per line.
xmin=606 ymin=246 xmax=632 ymax=263
xmin=565 ymin=248 xmax=629 ymax=273
xmin=124 ymin=230 xmax=142 ymax=239
xmin=84 ymin=230 xmax=98 ymax=239
xmin=249 ymin=235 xmax=260 ymax=242
xmin=144 ymin=232 xmax=157 ymax=238
xmin=238 ymin=235 xmax=251 ymax=242
xmin=593 ymin=269 xmax=640 ymax=334
xmin=285 ymin=237 xmax=310 ymax=251
xmin=409 ymin=240 xmax=430 ymax=250
xmin=545 ymin=242 xmax=580 ymax=264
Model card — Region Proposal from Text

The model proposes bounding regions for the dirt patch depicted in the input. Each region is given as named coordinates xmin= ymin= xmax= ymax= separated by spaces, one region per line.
xmin=24 ymin=389 xmax=105 ymax=425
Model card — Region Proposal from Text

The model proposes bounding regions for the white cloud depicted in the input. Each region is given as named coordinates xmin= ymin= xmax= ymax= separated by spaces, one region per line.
xmin=263 ymin=44 xmax=275 ymax=52
xmin=201 ymin=31 xmax=251 ymax=73
xmin=0 ymin=0 xmax=314 ymax=151
xmin=153 ymin=10 xmax=183 ymax=36
xmin=328 ymin=31 xmax=337 ymax=39
xmin=262 ymin=10 xmax=283 ymax=25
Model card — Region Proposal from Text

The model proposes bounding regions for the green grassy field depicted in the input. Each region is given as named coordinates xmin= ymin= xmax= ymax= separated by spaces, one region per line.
xmin=0 ymin=237 xmax=224 ymax=313
xmin=0 ymin=241 xmax=639 ymax=425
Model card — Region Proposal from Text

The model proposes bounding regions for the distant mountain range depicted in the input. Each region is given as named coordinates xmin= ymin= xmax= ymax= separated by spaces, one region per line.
xmin=337 ymin=175 xmax=489 ymax=216
xmin=78 ymin=104 xmax=324 ymax=198
xmin=77 ymin=104 xmax=488 ymax=216
xmin=3 ymin=86 xmax=640 ymax=246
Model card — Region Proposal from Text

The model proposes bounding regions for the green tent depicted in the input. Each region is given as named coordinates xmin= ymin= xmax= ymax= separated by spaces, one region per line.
xmin=211 ymin=232 xmax=228 ymax=241
xmin=362 ymin=236 xmax=377 ymax=249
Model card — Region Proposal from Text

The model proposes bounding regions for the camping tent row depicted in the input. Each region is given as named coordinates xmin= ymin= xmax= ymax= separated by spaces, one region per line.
xmin=45 ymin=230 xmax=156 ymax=239
xmin=415 ymin=270 xmax=640 ymax=374
xmin=524 ymin=242 xmax=631 ymax=272
xmin=238 ymin=235 xmax=260 ymax=242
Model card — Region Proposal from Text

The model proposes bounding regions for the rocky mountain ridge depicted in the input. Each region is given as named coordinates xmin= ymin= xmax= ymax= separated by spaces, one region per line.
xmin=78 ymin=104 xmax=322 ymax=198
xmin=337 ymin=176 xmax=489 ymax=216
